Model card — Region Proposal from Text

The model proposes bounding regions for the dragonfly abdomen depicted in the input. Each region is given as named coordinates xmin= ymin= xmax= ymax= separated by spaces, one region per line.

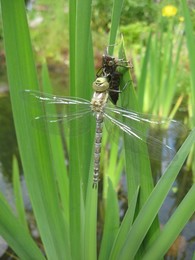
xmin=93 ymin=112 xmax=104 ymax=188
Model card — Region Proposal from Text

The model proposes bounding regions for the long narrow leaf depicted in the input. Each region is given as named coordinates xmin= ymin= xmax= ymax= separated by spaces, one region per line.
xmin=137 ymin=32 xmax=152 ymax=111
xmin=109 ymin=187 xmax=140 ymax=260
xmin=99 ymin=179 xmax=120 ymax=260
xmin=41 ymin=64 xmax=70 ymax=225
xmin=84 ymin=160 xmax=98 ymax=260
xmin=68 ymin=0 xmax=94 ymax=259
xmin=181 ymin=0 xmax=195 ymax=125
xmin=109 ymin=0 xmax=124 ymax=54
xmin=13 ymin=156 xmax=28 ymax=232
xmin=0 ymin=193 xmax=45 ymax=260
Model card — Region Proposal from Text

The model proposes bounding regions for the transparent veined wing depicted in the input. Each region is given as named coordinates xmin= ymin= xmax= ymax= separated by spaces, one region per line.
xmin=23 ymin=90 xmax=94 ymax=136
xmin=104 ymin=104 xmax=188 ymax=162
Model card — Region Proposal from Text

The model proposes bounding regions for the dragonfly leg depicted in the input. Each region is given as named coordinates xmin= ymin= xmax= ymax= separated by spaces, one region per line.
xmin=120 ymin=80 xmax=131 ymax=92
xmin=109 ymin=80 xmax=131 ymax=93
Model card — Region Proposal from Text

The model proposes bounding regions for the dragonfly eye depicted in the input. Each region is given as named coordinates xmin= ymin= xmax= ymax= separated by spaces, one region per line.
xmin=93 ymin=77 xmax=109 ymax=91
xmin=108 ymin=60 xmax=115 ymax=66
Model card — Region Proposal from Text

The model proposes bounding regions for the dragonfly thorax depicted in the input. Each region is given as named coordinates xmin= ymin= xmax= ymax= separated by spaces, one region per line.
xmin=91 ymin=91 xmax=109 ymax=112
xmin=91 ymin=77 xmax=109 ymax=112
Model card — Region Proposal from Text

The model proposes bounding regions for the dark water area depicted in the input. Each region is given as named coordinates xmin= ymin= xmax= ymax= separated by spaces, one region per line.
xmin=0 ymin=91 xmax=21 ymax=177
xmin=0 ymin=86 xmax=30 ymax=206
xmin=0 ymin=83 xmax=194 ymax=258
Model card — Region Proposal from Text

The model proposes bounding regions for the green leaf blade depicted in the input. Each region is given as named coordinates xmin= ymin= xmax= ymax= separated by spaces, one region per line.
xmin=0 ymin=193 xmax=45 ymax=260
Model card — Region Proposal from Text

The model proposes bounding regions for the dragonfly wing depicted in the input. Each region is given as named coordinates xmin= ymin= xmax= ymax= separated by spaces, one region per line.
xmin=104 ymin=105 xmax=188 ymax=162
xmin=105 ymin=106 xmax=187 ymax=136
xmin=23 ymin=89 xmax=90 ymax=105
xmin=23 ymin=90 xmax=94 ymax=136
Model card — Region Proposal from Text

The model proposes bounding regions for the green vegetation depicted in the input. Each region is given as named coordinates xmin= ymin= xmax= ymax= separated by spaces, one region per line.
xmin=0 ymin=0 xmax=195 ymax=259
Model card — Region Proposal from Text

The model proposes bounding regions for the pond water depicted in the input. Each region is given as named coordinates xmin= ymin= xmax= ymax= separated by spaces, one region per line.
xmin=0 ymin=83 xmax=194 ymax=259
xmin=0 ymin=85 xmax=31 ymax=209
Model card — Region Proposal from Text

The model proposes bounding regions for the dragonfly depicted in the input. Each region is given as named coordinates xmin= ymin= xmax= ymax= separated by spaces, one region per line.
xmin=96 ymin=49 xmax=131 ymax=105
xmin=25 ymin=77 xmax=186 ymax=188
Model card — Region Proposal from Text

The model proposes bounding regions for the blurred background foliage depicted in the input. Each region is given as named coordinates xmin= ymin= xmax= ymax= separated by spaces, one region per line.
xmin=0 ymin=0 xmax=194 ymax=65
xmin=0 ymin=0 xmax=193 ymax=98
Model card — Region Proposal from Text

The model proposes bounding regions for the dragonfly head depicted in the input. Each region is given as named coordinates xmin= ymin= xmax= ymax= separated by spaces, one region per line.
xmin=102 ymin=54 xmax=116 ymax=67
xmin=93 ymin=77 xmax=109 ymax=92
